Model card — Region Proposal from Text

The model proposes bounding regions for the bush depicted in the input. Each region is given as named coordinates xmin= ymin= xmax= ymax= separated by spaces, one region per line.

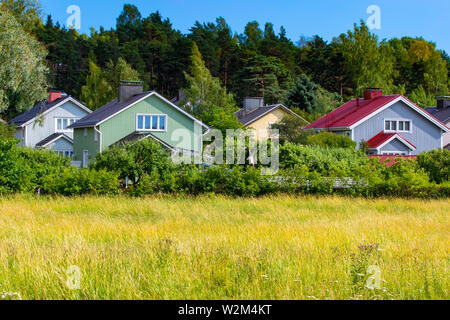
xmin=92 ymin=138 xmax=175 ymax=187
xmin=367 ymin=158 xmax=434 ymax=198
xmin=0 ymin=138 xmax=32 ymax=193
xmin=306 ymin=131 xmax=357 ymax=149
xmin=279 ymin=143 xmax=368 ymax=175
xmin=41 ymin=168 xmax=120 ymax=196
xmin=417 ymin=149 xmax=450 ymax=184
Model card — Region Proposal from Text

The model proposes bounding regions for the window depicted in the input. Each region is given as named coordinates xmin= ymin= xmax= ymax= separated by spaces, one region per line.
xmin=55 ymin=150 xmax=74 ymax=158
xmin=94 ymin=131 xmax=98 ymax=142
xmin=56 ymin=117 xmax=79 ymax=132
xmin=384 ymin=119 xmax=411 ymax=133
xmin=84 ymin=128 xmax=88 ymax=137
xmin=136 ymin=114 xmax=167 ymax=131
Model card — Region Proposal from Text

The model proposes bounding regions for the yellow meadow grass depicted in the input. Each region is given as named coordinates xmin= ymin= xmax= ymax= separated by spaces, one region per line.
xmin=0 ymin=194 xmax=448 ymax=300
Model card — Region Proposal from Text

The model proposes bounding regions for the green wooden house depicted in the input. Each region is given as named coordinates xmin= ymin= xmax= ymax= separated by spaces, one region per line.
xmin=69 ymin=81 xmax=208 ymax=167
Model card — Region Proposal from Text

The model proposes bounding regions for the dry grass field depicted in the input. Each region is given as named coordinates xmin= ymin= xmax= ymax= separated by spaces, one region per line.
xmin=0 ymin=195 xmax=448 ymax=300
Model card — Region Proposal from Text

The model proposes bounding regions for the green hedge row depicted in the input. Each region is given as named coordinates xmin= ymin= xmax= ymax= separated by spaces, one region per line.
xmin=1 ymin=137 xmax=449 ymax=198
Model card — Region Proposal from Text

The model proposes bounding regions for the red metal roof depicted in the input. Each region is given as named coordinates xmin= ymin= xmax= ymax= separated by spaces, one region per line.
xmin=366 ymin=131 xmax=416 ymax=150
xmin=366 ymin=132 xmax=396 ymax=148
xmin=305 ymin=94 xmax=401 ymax=129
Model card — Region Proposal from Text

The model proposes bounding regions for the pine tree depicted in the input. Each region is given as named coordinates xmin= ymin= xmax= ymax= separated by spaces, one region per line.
xmin=182 ymin=43 xmax=241 ymax=132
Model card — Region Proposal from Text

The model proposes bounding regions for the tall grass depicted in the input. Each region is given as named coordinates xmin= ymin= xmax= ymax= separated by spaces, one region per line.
xmin=0 ymin=195 xmax=448 ymax=300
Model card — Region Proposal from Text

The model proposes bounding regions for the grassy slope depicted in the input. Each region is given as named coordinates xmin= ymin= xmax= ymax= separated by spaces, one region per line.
xmin=0 ymin=195 xmax=448 ymax=300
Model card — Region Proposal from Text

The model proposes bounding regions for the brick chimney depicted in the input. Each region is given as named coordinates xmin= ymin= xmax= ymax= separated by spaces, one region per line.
xmin=48 ymin=90 xmax=62 ymax=103
xmin=118 ymin=81 xmax=144 ymax=103
xmin=364 ymin=88 xmax=383 ymax=100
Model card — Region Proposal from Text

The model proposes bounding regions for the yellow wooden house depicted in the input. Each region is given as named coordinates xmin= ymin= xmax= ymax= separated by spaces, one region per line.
xmin=235 ymin=97 xmax=308 ymax=140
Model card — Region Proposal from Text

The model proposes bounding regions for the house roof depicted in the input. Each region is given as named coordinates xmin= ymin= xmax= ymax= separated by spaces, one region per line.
xmin=8 ymin=95 xmax=91 ymax=127
xmin=305 ymin=94 xmax=450 ymax=132
xmin=112 ymin=131 xmax=176 ymax=151
xmin=35 ymin=133 xmax=73 ymax=148
xmin=424 ymin=106 xmax=450 ymax=124
xmin=9 ymin=97 xmax=67 ymax=127
xmin=69 ymin=91 xmax=208 ymax=129
xmin=235 ymin=104 xmax=308 ymax=126
xmin=366 ymin=131 xmax=416 ymax=150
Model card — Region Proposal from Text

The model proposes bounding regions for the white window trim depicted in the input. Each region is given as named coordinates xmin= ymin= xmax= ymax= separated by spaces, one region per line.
xmin=383 ymin=118 xmax=412 ymax=134
xmin=55 ymin=117 xmax=79 ymax=133
xmin=55 ymin=150 xmax=74 ymax=158
xmin=136 ymin=113 xmax=168 ymax=132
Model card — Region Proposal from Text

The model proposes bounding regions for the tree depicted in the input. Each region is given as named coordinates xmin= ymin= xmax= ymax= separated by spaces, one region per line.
xmin=0 ymin=4 xmax=47 ymax=118
xmin=241 ymin=54 xmax=292 ymax=104
xmin=0 ymin=0 xmax=42 ymax=34
xmin=80 ymin=57 xmax=140 ymax=110
xmin=285 ymin=74 xmax=318 ymax=113
xmin=104 ymin=57 xmax=141 ymax=89
xmin=272 ymin=116 xmax=313 ymax=145
xmin=92 ymin=138 xmax=173 ymax=187
xmin=182 ymin=42 xmax=241 ymax=133
xmin=80 ymin=60 xmax=112 ymax=110
xmin=409 ymin=85 xmax=436 ymax=108
xmin=338 ymin=21 xmax=396 ymax=95
xmin=116 ymin=4 xmax=142 ymax=42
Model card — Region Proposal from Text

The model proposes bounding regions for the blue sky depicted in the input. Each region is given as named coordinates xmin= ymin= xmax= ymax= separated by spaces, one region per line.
xmin=40 ymin=0 xmax=450 ymax=53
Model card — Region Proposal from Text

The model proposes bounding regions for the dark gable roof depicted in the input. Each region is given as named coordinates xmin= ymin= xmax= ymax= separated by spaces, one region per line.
xmin=235 ymin=104 xmax=304 ymax=126
xmin=9 ymin=96 xmax=69 ymax=127
xmin=69 ymin=91 xmax=153 ymax=128
xmin=424 ymin=107 xmax=450 ymax=124
xmin=112 ymin=131 xmax=175 ymax=151
xmin=35 ymin=133 xmax=72 ymax=148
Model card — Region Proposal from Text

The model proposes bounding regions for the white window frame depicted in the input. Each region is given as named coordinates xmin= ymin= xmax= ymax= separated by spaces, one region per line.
xmin=55 ymin=117 xmax=79 ymax=133
xmin=380 ymin=151 xmax=407 ymax=156
xmin=384 ymin=119 xmax=412 ymax=134
xmin=136 ymin=114 xmax=168 ymax=132
xmin=55 ymin=150 xmax=74 ymax=158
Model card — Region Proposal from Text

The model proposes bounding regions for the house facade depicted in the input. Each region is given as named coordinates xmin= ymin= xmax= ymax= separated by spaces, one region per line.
xmin=69 ymin=82 xmax=208 ymax=168
xmin=9 ymin=91 xmax=92 ymax=157
xmin=305 ymin=89 xmax=450 ymax=155
xmin=235 ymin=97 xmax=308 ymax=140
xmin=425 ymin=97 xmax=450 ymax=150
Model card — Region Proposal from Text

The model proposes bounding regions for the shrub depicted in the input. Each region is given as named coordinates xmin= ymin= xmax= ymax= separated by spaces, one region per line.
xmin=17 ymin=146 xmax=71 ymax=191
xmin=279 ymin=143 xmax=368 ymax=176
xmin=41 ymin=168 xmax=120 ymax=196
xmin=0 ymin=138 xmax=32 ymax=193
xmin=417 ymin=149 xmax=450 ymax=184
xmin=306 ymin=131 xmax=357 ymax=149
xmin=92 ymin=138 xmax=175 ymax=186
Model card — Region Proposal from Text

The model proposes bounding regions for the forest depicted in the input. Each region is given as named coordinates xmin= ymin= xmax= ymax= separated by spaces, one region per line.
xmin=1 ymin=0 xmax=449 ymax=125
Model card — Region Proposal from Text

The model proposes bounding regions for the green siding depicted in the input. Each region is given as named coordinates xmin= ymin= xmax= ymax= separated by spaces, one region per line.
xmin=99 ymin=95 xmax=200 ymax=152
xmin=73 ymin=127 xmax=100 ymax=163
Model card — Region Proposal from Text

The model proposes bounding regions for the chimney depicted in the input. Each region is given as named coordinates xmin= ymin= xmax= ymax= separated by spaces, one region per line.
xmin=243 ymin=97 xmax=264 ymax=115
xmin=48 ymin=90 xmax=62 ymax=103
xmin=436 ymin=96 xmax=450 ymax=109
xmin=364 ymin=88 xmax=383 ymax=100
xmin=118 ymin=81 xmax=144 ymax=103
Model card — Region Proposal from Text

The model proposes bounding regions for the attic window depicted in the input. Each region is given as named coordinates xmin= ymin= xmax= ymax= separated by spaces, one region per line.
xmin=385 ymin=119 xmax=411 ymax=133
xmin=137 ymin=114 xmax=167 ymax=132
xmin=56 ymin=118 xmax=78 ymax=132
